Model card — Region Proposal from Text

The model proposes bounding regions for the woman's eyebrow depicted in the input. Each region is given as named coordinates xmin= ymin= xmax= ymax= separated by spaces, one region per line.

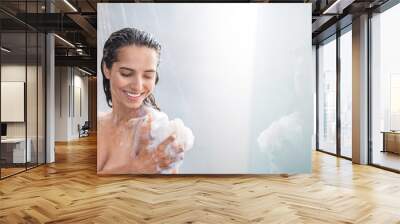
xmin=119 ymin=67 xmax=135 ymax=72
xmin=119 ymin=67 xmax=155 ymax=73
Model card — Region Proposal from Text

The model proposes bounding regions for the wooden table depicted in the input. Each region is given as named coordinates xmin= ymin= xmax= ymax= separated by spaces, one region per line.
xmin=381 ymin=131 xmax=400 ymax=154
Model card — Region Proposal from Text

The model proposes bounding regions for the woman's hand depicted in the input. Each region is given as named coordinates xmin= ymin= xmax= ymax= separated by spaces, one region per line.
xmin=131 ymin=114 xmax=184 ymax=173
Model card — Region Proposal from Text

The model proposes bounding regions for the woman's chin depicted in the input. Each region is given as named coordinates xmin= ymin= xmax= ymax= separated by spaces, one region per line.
xmin=124 ymin=102 xmax=144 ymax=110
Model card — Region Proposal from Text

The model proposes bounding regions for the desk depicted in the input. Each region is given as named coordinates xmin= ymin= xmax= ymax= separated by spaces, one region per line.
xmin=1 ymin=138 xmax=31 ymax=163
xmin=382 ymin=131 xmax=400 ymax=154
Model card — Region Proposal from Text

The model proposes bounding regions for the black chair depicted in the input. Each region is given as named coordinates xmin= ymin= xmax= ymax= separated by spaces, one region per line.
xmin=79 ymin=121 xmax=90 ymax=138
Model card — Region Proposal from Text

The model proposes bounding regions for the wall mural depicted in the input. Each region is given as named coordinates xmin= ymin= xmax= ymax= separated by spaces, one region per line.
xmin=97 ymin=3 xmax=313 ymax=174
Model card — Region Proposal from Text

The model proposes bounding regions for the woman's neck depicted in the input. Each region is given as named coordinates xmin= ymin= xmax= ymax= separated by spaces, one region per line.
xmin=111 ymin=102 xmax=145 ymax=126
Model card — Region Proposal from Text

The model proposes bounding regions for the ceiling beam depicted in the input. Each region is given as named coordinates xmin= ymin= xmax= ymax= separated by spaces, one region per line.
xmin=55 ymin=55 xmax=96 ymax=71
xmin=66 ymin=13 xmax=96 ymax=47
xmin=322 ymin=0 xmax=356 ymax=14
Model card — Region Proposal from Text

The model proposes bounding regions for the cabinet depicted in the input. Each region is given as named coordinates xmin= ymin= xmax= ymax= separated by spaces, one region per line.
xmin=0 ymin=138 xmax=32 ymax=165
xmin=382 ymin=132 xmax=400 ymax=154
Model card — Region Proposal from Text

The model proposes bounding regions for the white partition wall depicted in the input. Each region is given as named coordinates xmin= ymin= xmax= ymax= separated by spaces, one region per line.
xmin=54 ymin=67 xmax=89 ymax=141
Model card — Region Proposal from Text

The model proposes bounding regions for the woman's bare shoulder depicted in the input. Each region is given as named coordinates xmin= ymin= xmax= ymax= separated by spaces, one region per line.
xmin=97 ymin=111 xmax=112 ymax=166
xmin=98 ymin=111 xmax=113 ymax=126
xmin=97 ymin=111 xmax=113 ymax=143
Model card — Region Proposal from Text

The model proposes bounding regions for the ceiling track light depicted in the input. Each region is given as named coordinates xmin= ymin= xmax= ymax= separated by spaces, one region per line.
xmin=63 ymin=0 xmax=78 ymax=12
xmin=78 ymin=67 xmax=93 ymax=76
xmin=1 ymin=47 xmax=11 ymax=53
xmin=54 ymin=34 xmax=75 ymax=48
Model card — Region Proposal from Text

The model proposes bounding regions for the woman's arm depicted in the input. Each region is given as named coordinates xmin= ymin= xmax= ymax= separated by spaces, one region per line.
xmin=128 ymin=115 xmax=184 ymax=174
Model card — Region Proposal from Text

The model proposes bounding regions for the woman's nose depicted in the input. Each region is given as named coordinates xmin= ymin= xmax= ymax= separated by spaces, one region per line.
xmin=130 ymin=75 xmax=143 ymax=91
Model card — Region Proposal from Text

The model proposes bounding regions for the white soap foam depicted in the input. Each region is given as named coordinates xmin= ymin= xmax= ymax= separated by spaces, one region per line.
xmin=130 ymin=107 xmax=194 ymax=173
xmin=257 ymin=112 xmax=303 ymax=172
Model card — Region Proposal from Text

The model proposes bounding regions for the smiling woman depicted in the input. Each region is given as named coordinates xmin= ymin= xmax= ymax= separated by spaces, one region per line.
xmin=97 ymin=28 xmax=194 ymax=174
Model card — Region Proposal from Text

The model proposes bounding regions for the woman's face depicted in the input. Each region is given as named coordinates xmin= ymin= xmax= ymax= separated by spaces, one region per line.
xmin=104 ymin=45 xmax=158 ymax=110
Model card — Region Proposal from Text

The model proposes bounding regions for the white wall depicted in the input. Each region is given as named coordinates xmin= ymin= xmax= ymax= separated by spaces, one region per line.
xmin=1 ymin=64 xmax=46 ymax=164
xmin=312 ymin=45 xmax=317 ymax=150
xmin=55 ymin=66 xmax=68 ymax=141
xmin=1 ymin=65 xmax=27 ymax=140
xmin=55 ymin=67 xmax=89 ymax=141
xmin=1 ymin=64 xmax=25 ymax=128
xmin=72 ymin=72 xmax=89 ymax=138
xmin=1 ymin=65 xmax=39 ymax=138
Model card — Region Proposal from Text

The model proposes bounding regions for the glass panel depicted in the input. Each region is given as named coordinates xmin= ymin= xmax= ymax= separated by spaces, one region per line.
xmin=0 ymin=1 xmax=27 ymax=178
xmin=1 ymin=30 xmax=27 ymax=177
xmin=340 ymin=29 xmax=352 ymax=158
xmin=38 ymin=32 xmax=45 ymax=165
xmin=390 ymin=75 xmax=400 ymax=130
xmin=0 ymin=1 xmax=46 ymax=178
xmin=27 ymin=31 xmax=38 ymax=169
xmin=27 ymin=0 xmax=39 ymax=170
xmin=371 ymin=4 xmax=400 ymax=171
xmin=318 ymin=37 xmax=337 ymax=154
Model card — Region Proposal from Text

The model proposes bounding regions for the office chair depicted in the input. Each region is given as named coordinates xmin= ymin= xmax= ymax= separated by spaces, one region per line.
xmin=79 ymin=121 xmax=90 ymax=138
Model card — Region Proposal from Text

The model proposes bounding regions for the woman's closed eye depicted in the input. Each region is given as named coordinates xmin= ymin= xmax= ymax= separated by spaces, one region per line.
xmin=120 ymin=72 xmax=132 ymax=77
xmin=119 ymin=67 xmax=135 ymax=77
xmin=143 ymin=73 xmax=155 ymax=79
xmin=143 ymin=71 xmax=156 ymax=79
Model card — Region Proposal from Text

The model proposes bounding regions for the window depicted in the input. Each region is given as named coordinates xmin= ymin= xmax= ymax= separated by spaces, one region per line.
xmin=340 ymin=28 xmax=352 ymax=158
xmin=371 ymin=3 xmax=400 ymax=171
xmin=318 ymin=36 xmax=337 ymax=155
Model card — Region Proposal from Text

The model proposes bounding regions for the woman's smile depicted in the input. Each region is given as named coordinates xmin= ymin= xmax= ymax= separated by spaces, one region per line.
xmin=123 ymin=90 xmax=145 ymax=101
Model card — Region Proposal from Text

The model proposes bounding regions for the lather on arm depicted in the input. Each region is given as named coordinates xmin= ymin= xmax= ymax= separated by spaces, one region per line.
xmin=128 ymin=114 xmax=184 ymax=173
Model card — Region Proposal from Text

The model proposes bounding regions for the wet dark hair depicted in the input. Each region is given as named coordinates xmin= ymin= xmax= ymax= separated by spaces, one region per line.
xmin=101 ymin=27 xmax=161 ymax=110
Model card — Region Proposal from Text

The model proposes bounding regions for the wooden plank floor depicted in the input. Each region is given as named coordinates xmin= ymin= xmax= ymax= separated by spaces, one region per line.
xmin=1 ymin=135 xmax=400 ymax=224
